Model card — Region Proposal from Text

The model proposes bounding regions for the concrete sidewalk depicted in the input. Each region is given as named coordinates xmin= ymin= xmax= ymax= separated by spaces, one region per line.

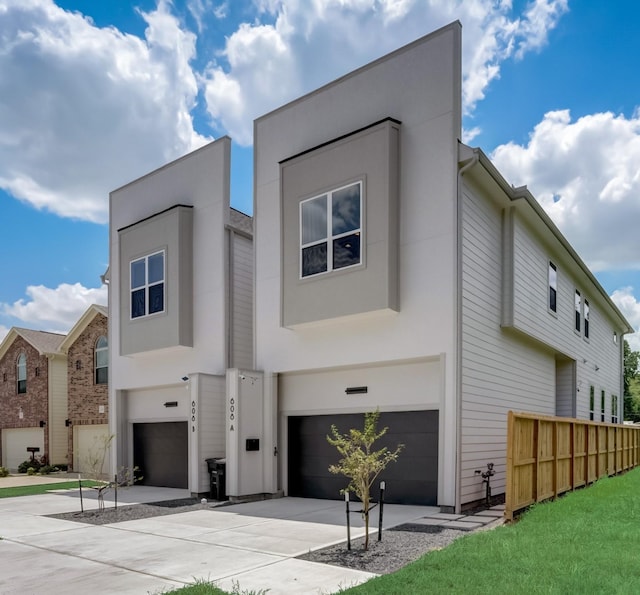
xmin=0 ymin=486 xmax=439 ymax=594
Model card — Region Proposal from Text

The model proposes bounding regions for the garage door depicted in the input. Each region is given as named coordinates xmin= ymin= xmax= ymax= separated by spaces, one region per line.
xmin=133 ymin=422 xmax=188 ymax=488
xmin=74 ymin=424 xmax=111 ymax=476
xmin=288 ymin=411 xmax=438 ymax=505
xmin=2 ymin=428 xmax=45 ymax=470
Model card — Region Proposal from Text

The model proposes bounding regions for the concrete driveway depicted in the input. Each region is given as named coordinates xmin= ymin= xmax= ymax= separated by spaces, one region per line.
xmin=0 ymin=480 xmax=438 ymax=594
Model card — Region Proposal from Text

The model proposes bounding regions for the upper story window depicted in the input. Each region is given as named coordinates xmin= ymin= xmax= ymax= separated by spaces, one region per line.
xmin=548 ymin=262 xmax=557 ymax=313
xmin=584 ymin=299 xmax=590 ymax=339
xmin=95 ymin=335 xmax=108 ymax=385
xmin=131 ymin=250 xmax=165 ymax=319
xmin=300 ymin=181 xmax=362 ymax=278
xmin=17 ymin=353 xmax=26 ymax=394
xmin=574 ymin=290 xmax=581 ymax=333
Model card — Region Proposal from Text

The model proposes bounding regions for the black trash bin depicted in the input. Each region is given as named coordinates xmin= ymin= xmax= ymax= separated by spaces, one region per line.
xmin=205 ymin=458 xmax=227 ymax=501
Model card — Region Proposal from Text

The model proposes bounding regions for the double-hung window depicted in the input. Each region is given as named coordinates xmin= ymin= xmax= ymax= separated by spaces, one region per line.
xmin=589 ymin=386 xmax=595 ymax=421
xmin=300 ymin=182 xmax=362 ymax=278
xmin=548 ymin=262 xmax=557 ymax=313
xmin=131 ymin=250 xmax=165 ymax=319
xmin=612 ymin=395 xmax=618 ymax=424
xmin=574 ymin=290 xmax=581 ymax=333
xmin=584 ymin=299 xmax=590 ymax=339
xmin=95 ymin=336 xmax=108 ymax=385
xmin=17 ymin=353 xmax=26 ymax=394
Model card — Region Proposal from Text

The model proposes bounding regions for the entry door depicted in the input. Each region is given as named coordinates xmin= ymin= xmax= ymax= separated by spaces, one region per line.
xmin=133 ymin=422 xmax=188 ymax=488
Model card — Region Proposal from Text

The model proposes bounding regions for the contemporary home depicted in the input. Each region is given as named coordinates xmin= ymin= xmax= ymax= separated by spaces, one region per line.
xmin=108 ymin=22 xmax=632 ymax=511
xmin=0 ymin=328 xmax=67 ymax=470
xmin=59 ymin=304 xmax=110 ymax=475
xmin=108 ymin=138 xmax=253 ymax=494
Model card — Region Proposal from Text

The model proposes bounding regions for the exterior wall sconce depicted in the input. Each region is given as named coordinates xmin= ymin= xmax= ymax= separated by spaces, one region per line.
xmin=65 ymin=419 xmax=71 ymax=427
xmin=39 ymin=420 xmax=46 ymax=428
xmin=345 ymin=386 xmax=368 ymax=395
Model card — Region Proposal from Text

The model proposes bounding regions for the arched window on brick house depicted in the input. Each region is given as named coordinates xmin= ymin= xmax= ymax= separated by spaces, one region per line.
xmin=95 ymin=336 xmax=108 ymax=385
xmin=17 ymin=353 xmax=27 ymax=394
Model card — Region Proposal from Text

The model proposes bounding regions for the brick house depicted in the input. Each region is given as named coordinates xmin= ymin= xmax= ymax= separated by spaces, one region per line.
xmin=0 ymin=328 xmax=66 ymax=469
xmin=59 ymin=304 xmax=110 ymax=475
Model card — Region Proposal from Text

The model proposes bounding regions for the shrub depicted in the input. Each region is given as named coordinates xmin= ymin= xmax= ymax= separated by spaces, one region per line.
xmin=0 ymin=466 xmax=9 ymax=477
xmin=39 ymin=465 xmax=59 ymax=475
xmin=17 ymin=455 xmax=46 ymax=473
xmin=26 ymin=467 xmax=36 ymax=476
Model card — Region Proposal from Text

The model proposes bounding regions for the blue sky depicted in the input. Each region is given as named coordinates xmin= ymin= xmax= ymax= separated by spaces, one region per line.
xmin=1 ymin=0 xmax=639 ymax=347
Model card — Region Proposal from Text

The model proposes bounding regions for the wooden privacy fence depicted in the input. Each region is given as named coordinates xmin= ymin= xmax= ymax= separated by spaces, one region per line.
xmin=506 ymin=411 xmax=640 ymax=520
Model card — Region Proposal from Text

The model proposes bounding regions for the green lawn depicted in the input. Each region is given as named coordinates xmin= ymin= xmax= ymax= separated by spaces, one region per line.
xmin=0 ymin=480 xmax=100 ymax=499
xmin=163 ymin=467 xmax=640 ymax=595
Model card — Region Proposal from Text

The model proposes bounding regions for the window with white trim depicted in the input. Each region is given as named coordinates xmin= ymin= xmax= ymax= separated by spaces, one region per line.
xmin=548 ymin=262 xmax=557 ymax=313
xmin=16 ymin=353 xmax=26 ymax=394
xmin=575 ymin=290 xmax=581 ymax=333
xmin=130 ymin=250 xmax=165 ymax=319
xmin=95 ymin=335 xmax=108 ymax=385
xmin=589 ymin=386 xmax=595 ymax=421
xmin=612 ymin=395 xmax=618 ymax=424
xmin=584 ymin=299 xmax=590 ymax=339
xmin=300 ymin=182 xmax=362 ymax=278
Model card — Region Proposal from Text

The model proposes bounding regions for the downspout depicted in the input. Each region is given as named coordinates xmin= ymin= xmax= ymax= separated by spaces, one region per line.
xmin=455 ymin=147 xmax=479 ymax=514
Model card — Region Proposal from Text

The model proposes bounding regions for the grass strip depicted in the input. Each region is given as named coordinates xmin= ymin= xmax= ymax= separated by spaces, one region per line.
xmin=346 ymin=468 xmax=640 ymax=594
xmin=0 ymin=480 xmax=101 ymax=498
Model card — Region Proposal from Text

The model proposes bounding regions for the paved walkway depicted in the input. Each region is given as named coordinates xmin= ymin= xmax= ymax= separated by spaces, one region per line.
xmin=0 ymin=476 xmax=504 ymax=594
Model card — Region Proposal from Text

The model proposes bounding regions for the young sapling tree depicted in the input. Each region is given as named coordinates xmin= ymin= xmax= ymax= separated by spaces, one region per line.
xmin=327 ymin=409 xmax=404 ymax=550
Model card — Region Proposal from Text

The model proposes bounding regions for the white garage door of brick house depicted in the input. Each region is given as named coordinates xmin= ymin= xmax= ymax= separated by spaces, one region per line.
xmin=2 ymin=427 xmax=45 ymax=470
xmin=74 ymin=424 xmax=111 ymax=477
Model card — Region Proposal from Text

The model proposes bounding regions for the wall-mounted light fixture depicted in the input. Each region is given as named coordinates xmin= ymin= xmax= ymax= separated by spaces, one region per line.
xmin=39 ymin=420 xmax=46 ymax=428
xmin=65 ymin=419 xmax=71 ymax=427
xmin=164 ymin=401 xmax=179 ymax=408
xmin=345 ymin=386 xmax=368 ymax=395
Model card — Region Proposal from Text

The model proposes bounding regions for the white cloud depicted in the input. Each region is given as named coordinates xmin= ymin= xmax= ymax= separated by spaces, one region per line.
xmin=491 ymin=109 xmax=640 ymax=271
xmin=611 ymin=287 xmax=640 ymax=351
xmin=0 ymin=0 xmax=208 ymax=223
xmin=0 ymin=325 xmax=9 ymax=344
xmin=1 ymin=283 xmax=108 ymax=334
xmin=202 ymin=0 xmax=568 ymax=145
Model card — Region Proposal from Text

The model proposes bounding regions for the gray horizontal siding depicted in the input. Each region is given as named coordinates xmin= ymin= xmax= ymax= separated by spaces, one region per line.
xmin=460 ymin=183 xmax=556 ymax=505
xmin=231 ymin=233 xmax=253 ymax=370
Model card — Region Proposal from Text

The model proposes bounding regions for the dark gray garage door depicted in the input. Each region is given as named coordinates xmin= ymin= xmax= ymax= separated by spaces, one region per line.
xmin=133 ymin=421 xmax=188 ymax=489
xmin=288 ymin=410 xmax=438 ymax=505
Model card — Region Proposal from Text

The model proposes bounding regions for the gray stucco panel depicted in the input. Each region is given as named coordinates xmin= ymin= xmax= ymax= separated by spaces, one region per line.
xmin=281 ymin=119 xmax=400 ymax=327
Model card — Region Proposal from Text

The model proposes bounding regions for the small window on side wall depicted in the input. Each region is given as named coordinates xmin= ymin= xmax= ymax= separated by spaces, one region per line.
xmin=601 ymin=390 xmax=606 ymax=422
xmin=131 ymin=250 xmax=165 ymax=319
xmin=575 ymin=290 xmax=581 ymax=333
xmin=589 ymin=386 xmax=595 ymax=421
xmin=300 ymin=182 xmax=362 ymax=278
xmin=17 ymin=353 xmax=26 ymax=394
xmin=612 ymin=395 xmax=618 ymax=424
xmin=584 ymin=299 xmax=590 ymax=339
xmin=95 ymin=335 xmax=108 ymax=385
xmin=548 ymin=262 xmax=557 ymax=313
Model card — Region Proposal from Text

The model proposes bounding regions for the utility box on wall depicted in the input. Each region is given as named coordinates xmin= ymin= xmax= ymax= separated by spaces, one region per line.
xmin=225 ymin=369 xmax=277 ymax=498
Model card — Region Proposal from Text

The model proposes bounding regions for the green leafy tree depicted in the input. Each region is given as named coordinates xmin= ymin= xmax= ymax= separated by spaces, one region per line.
xmin=624 ymin=340 xmax=640 ymax=422
xmin=327 ymin=409 xmax=404 ymax=550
